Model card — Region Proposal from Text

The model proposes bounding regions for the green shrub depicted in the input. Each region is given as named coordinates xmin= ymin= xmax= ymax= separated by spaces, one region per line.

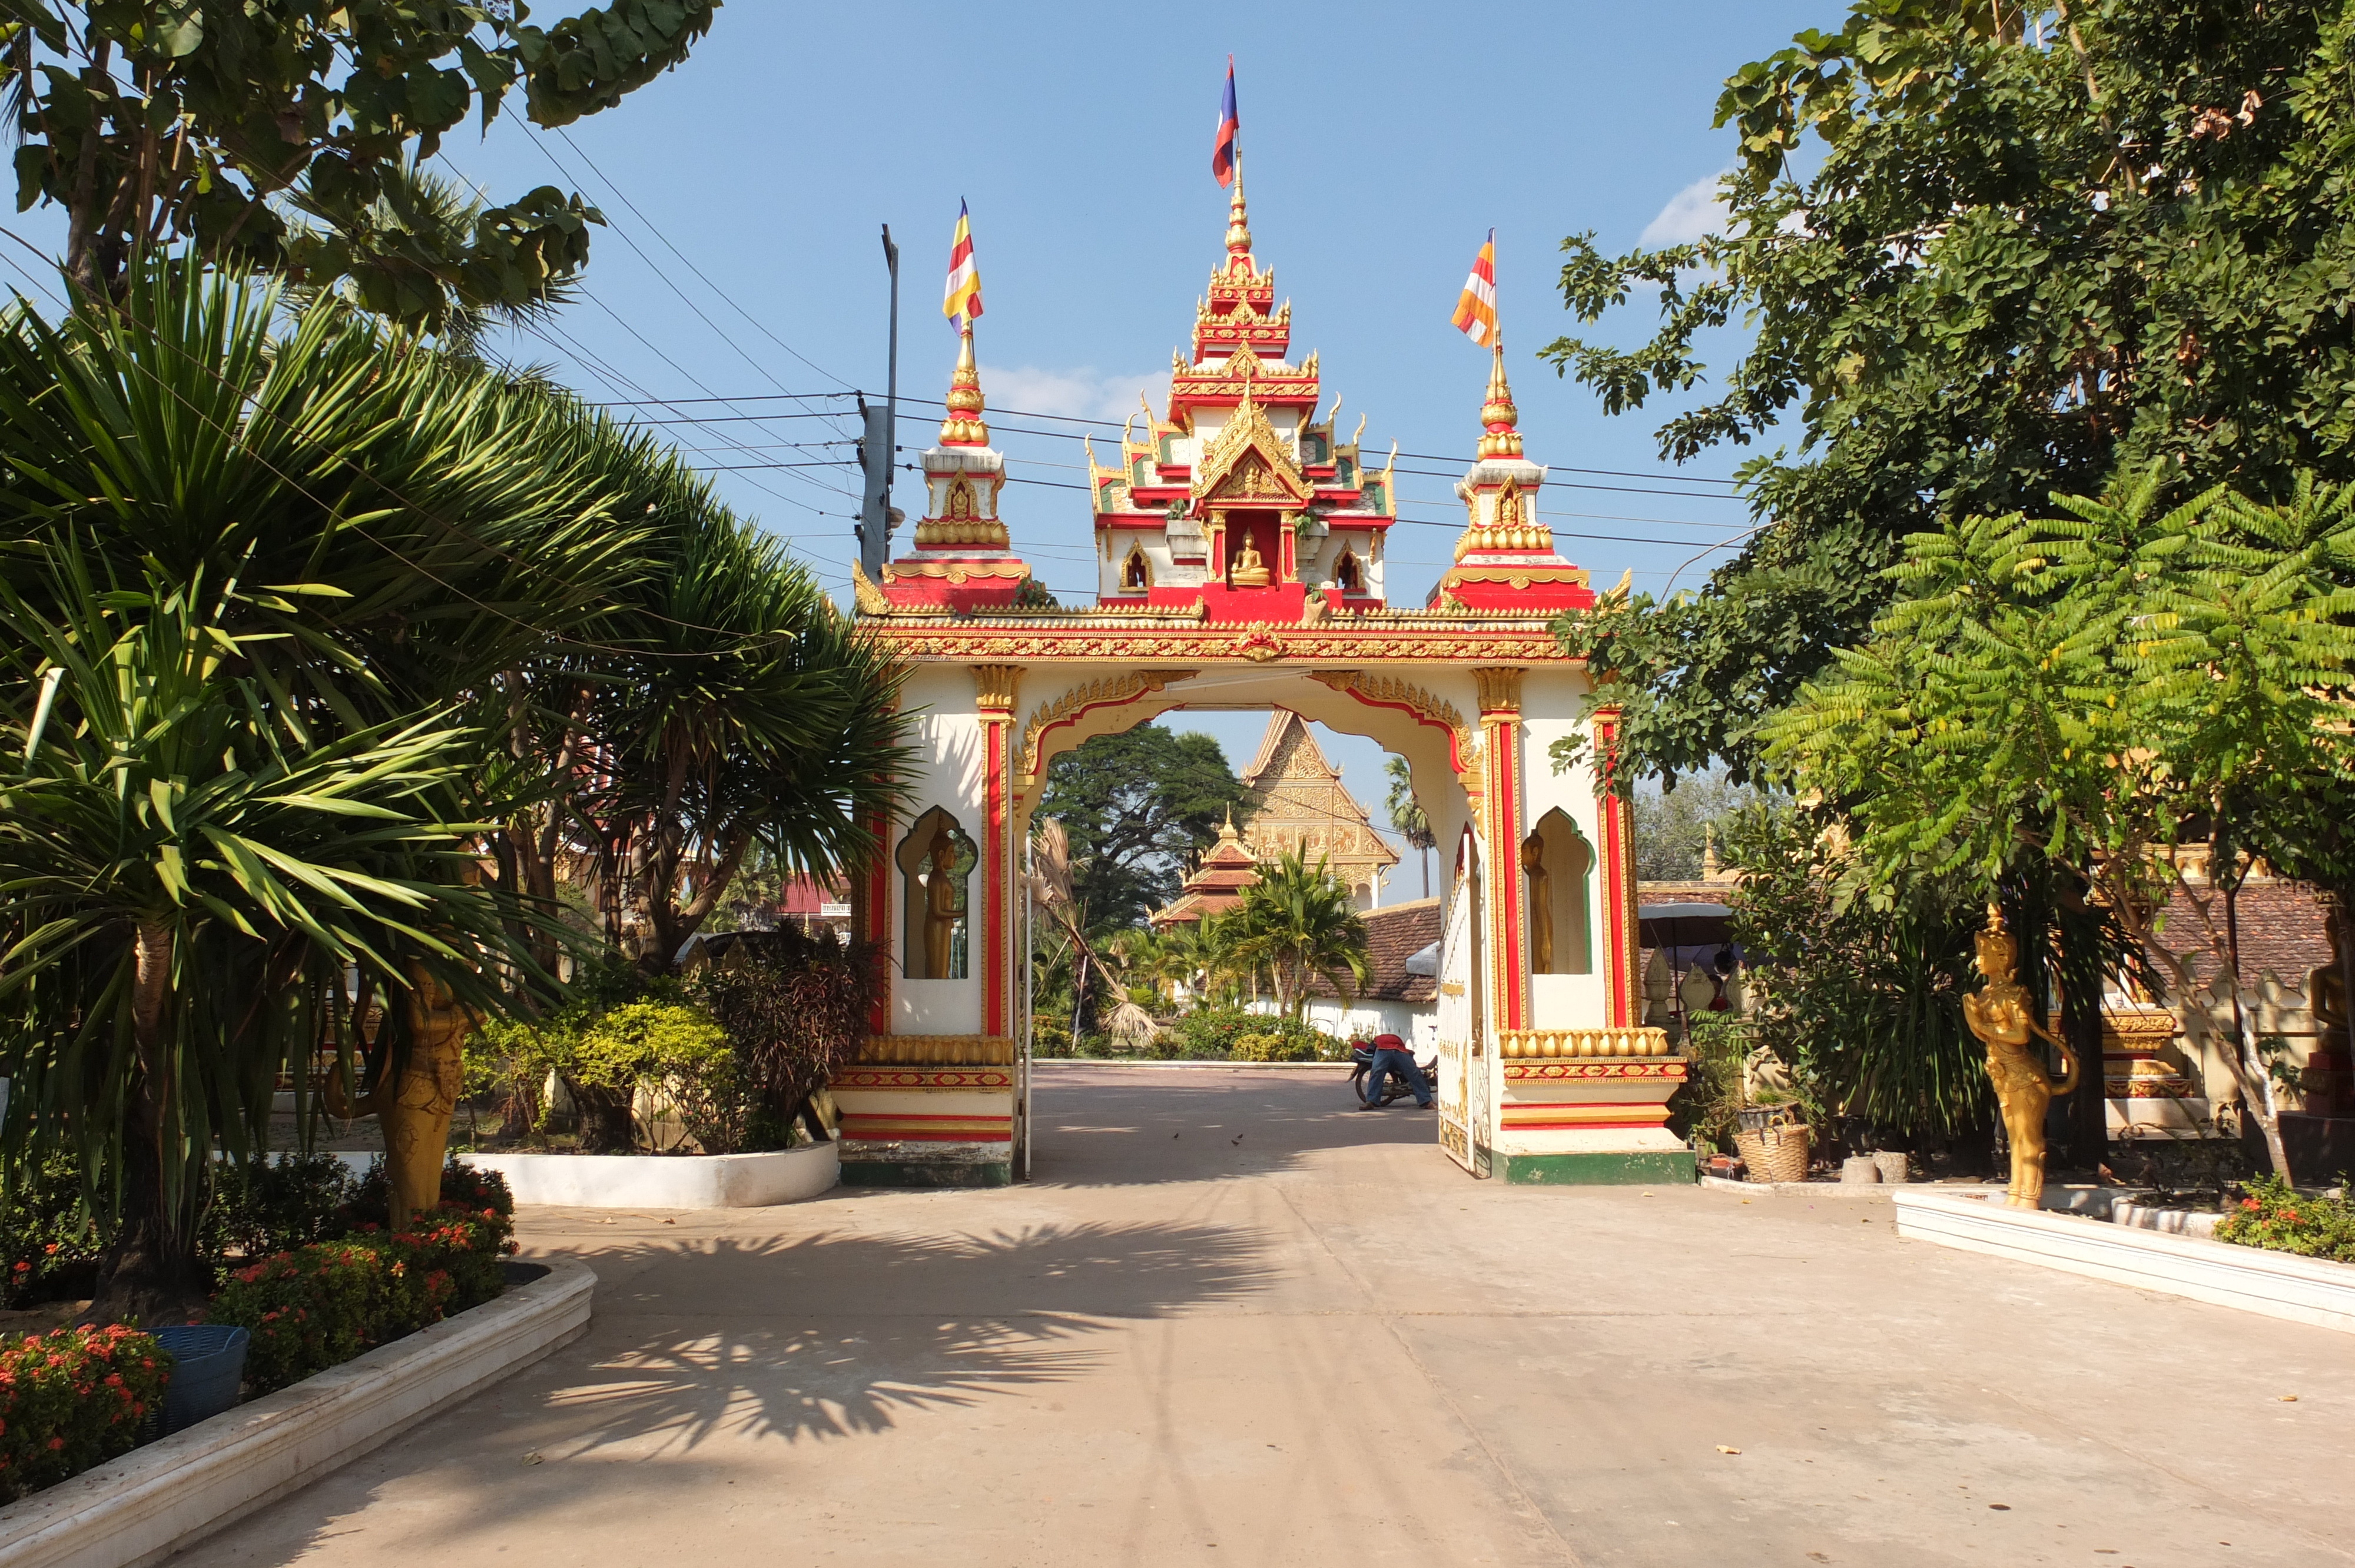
xmin=207 ymin=1152 xmax=360 ymax=1263
xmin=0 ymin=1155 xmax=102 ymax=1309
xmin=210 ymin=1202 xmax=515 ymax=1393
xmin=2216 ymin=1174 xmax=2355 ymax=1263
xmin=470 ymin=992 xmax=736 ymax=1151
xmin=1230 ymin=1032 xmax=1316 ymax=1064
xmin=349 ymin=1156 xmax=515 ymax=1231
xmin=1166 ymin=1009 xmax=1338 ymax=1062
xmin=0 ymin=1326 xmax=172 ymax=1502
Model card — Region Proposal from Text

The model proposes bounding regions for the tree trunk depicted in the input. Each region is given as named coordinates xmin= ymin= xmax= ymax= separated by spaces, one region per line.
xmin=2226 ymin=878 xmax=2294 ymax=1182
xmin=570 ymin=1082 xmax=638 ymax=1153
xmin=83 ymin=921 xmax=209 ymax=1327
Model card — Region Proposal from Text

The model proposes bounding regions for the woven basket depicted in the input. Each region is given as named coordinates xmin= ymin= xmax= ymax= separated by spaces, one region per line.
xmin=1734 ymin=1121 xmax=1812 ymax=1184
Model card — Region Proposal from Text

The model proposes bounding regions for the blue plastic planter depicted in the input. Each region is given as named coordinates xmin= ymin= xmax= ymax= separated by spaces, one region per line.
xmin=150 ymin=1324 xmax=250 ymax=1436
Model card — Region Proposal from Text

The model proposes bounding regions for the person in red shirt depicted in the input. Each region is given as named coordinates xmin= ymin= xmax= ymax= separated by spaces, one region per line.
xmin=1358 ymin=1032 xmax=1432 ymax=1109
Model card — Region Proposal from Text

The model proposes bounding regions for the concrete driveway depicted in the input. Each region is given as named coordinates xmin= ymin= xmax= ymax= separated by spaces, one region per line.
xmin=183 ymin=1064 xmax=2355 ymax=1567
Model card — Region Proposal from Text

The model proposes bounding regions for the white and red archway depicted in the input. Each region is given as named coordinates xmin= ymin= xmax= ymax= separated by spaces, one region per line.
xmin=839 ymin=171 xmax=1688 ymax=1186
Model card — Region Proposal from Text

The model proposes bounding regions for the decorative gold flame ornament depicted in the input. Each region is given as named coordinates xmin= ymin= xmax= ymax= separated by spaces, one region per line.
xmin=1476 ymin=340 xmax=1523 ymax=459
xmin=1961 ymin=906 xmax=2080 ymax=1208
xmin=940 ymin=325 xmax=989 ymax=445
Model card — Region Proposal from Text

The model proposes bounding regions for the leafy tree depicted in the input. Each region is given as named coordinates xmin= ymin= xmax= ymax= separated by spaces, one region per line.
xmin=1227 ymin=849 xmax=1371 ymax=1019
xmin=1037 ymin=725 xmax=1251 ymax=932
xmin=1633 ymin=770 xmax=1769 ymax=881
xmin=2 ymin=0 xmax=718 ymax=320
xmin=1545 ymin=0 xmax=2355 ymax=783
xmin=1382 ymin=755 xmax=1435 ymax=898
xmin=1719 ymin=805 xmax=1991 ymax=1150
xmin=1762 ymin=472 xmax=2355 ymax=1178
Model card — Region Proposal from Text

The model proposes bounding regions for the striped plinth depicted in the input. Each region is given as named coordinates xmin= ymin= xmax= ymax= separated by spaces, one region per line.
xmin=838 ymin=1112 xmax=1012 ymax=1144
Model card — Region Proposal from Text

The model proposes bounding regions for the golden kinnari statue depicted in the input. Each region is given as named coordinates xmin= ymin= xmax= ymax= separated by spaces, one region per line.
xmin=1960 ymin=907 xmax=2079 ymax=1208
xmin=323 ymin=963 xmax=474 ymax=1226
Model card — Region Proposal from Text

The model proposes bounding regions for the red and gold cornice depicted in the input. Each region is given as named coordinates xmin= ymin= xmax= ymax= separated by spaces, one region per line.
xmin=862 ymin=620 xmax=1573 ymax=666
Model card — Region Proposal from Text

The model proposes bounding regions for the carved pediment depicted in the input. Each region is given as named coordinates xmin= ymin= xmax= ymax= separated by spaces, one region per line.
xmin=1194 ymin=390 xmax=1311 ymax=507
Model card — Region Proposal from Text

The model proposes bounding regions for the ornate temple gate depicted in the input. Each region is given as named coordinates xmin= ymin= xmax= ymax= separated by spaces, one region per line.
xmin=835 ymin=154 xmax=1693 ymax=1187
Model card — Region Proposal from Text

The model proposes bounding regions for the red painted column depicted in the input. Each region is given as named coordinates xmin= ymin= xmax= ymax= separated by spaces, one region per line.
xmin=971 ymin=666 xmax=1023 ymax=1040
xmin=864 ymin=805 xmax=892 ymax=1037
xmin=1474 ymin=669 xmax=1527 ymax=1034
xmin=1592 ymin=706 xmax=1637 ymax=1029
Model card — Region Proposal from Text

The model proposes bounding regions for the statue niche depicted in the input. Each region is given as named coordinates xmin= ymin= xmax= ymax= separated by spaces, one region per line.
xmin=1122 ymin=542 xmax=1152 ymax=591
xmin=1521 ymin=809 xmax=1594 ymax=975
xmin=1333 ymin=545 xmax=1363 ymax=595
xmin=896 ymin=808 xmax=975 ymax=980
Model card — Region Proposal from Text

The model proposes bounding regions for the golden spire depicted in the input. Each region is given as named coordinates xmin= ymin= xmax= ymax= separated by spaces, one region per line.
xmin=1224 ymin=157 xmax=1252 ymax=263
xmin=940 ymin=324 xmax=989 ymax=446
xmin=1477 ymin=338 xmax=1523 ymax=459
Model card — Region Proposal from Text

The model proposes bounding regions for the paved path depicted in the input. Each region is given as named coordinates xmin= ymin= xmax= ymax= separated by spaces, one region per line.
xmin=187 ymin=1065 xmax=2355 ymax=1567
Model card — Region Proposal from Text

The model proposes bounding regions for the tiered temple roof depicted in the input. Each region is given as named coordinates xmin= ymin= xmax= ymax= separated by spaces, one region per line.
xmin=1149 ymin=809 xmax=1263 ymax=928
xmin=867 ymin=154 xmax=1598 ymax=621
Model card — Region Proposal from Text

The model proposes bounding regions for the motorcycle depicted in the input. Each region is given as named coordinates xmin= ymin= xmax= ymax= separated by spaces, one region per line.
xmin=1348 ymin=1042 xmax=1439 ymax=1107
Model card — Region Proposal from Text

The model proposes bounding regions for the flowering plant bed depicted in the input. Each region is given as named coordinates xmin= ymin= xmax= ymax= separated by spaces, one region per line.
xmin=0 ymin=1259 xmax=593 ymax=1568
xmin=0 ymin=1327 xmax=170 ymax=1504
xmin=2213 ymin=1174 xmax=2355 ymax=1262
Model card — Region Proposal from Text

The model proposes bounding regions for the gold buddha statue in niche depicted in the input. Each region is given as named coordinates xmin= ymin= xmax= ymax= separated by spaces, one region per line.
xmin=1230 ymin=527 xmax=1272 ymax=587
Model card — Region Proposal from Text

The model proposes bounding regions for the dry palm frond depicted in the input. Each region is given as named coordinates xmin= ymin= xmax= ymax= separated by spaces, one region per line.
xmin=1030 ymin=818 xmax=1074 ymax=908
xmin=1106 ymin=1000 xmax=1159 ymax=1049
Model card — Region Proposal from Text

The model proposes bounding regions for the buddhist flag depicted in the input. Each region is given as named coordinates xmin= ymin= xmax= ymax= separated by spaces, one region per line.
xmin=942 ymin=200 xmax=983 ymax=324
xmin=1212 ymin=59 xmax=1239 ymax=187
xmin=1451 ymin=230 xmax=1498 ymax=345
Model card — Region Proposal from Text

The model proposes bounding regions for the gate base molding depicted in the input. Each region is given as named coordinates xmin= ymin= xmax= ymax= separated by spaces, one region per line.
xmin=840 ymin=1156 xmax=1013 ymax=1188
xmin=1493 ymin=1150 xmax=1698 ymax=1185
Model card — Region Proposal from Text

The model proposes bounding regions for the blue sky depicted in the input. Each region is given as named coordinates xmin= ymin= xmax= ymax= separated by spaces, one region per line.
xmin=0 ymin=0 xmax=1835 ymax=875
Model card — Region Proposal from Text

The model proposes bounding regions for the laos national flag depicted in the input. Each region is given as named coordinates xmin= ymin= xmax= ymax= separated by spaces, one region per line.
xmin=1212 ymin=60 xmax=1239 ymax=187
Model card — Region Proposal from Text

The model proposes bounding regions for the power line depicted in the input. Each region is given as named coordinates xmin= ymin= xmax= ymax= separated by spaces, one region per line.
xmin=0 ymin=240 xmax=820 ymax=655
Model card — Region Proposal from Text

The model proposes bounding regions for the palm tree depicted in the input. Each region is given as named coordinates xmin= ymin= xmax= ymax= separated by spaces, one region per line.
xmin=1229 ymin=849 xmax=1372 ymax=1019
xmin=0 ymin=261 xmax=641 ymax=1312
xmin=0 ymin=553 xmax=536 ymax=1323
xmin=1385 ymin=756 xmax=1437 ymax=898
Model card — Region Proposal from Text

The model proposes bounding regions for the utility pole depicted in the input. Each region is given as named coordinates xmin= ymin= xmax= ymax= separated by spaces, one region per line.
xmin=857 ymin=224 xmax=902 ymax=584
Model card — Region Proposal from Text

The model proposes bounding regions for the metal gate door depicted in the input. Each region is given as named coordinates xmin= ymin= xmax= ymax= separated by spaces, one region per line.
xmin=1436 ymin=827 xmax=1490 ymax=1177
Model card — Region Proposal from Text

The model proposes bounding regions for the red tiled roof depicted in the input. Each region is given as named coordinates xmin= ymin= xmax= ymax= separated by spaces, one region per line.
xmin=1305 ymin=898 xmax=1439 ymax=1004
xmin=2150 ymin=878 xmax=2332 ymax=994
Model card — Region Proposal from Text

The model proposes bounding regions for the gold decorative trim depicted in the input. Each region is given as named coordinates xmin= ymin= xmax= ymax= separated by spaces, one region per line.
xmin=970 ymin=664 xmax=1023 ymax=714
xmin=1016 ymin=670 xmax=1198 ymax=783
xmin=832 ymin=1066 xmax=1014 ymax=1090
xmin=1503 ymin=1059 xmax=1689 ymax=1082
xmin=883 ymin=560 xmax=1029 ymax=583
xmin=1309 ymin=669 xmax=1477 ymax=770
xmin=851 ymin=562 xmax=894 ymax=616
xmin=1499 ymin=1027 xmax=1673 ymax=1060
xmin=863 ymin=630 xmax=1570 ymax=663
xmin=1193 ymin=387 xmax=1313 ymax=507
xmin=1473 ymin=666 xmax=1525 ymax=716
xmin=855 ymin=1035 xmax=1017 ymax=1066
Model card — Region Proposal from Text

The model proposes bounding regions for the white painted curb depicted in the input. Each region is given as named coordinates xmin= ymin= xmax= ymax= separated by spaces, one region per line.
xmin=0 ymin=1257 xmax=595 ymax=1568
xmin=1892 ymin=1186 xmax=2355 ymax=1335
xmin=460 ymin=1142 xmax=839 ymax=1208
